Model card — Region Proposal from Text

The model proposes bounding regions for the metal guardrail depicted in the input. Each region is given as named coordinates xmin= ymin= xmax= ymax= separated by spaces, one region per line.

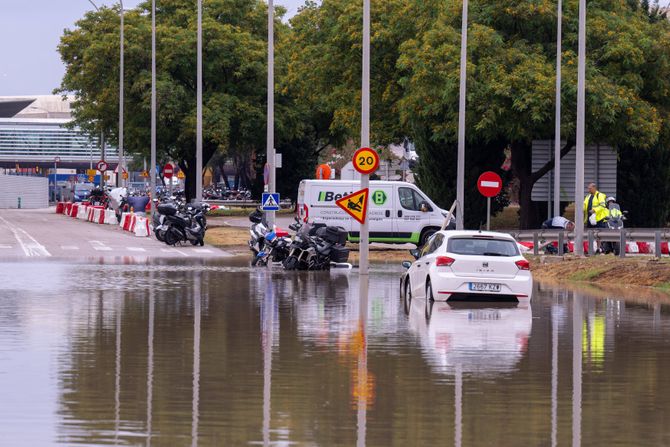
xmin=508 ymin=228 xmax=670 ymax=258
xmin=207 ymin=199 xmax=294 ymax=209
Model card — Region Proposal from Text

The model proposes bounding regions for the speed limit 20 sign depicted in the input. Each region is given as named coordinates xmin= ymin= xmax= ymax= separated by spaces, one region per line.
xmin=353 ymin=147 xmax=380 ymax=175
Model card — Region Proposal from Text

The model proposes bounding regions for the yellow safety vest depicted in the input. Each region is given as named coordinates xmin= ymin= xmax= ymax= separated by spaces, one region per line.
xmin=583 ymin=191 xmax=608 ymax=223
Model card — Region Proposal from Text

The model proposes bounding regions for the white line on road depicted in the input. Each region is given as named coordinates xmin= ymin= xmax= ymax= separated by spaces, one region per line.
xmin=89 ymin=240 xmax=112 ymax=251
xmin=0 ymin=215 xmax=51 ymax=257
xmin=0 ymin=244 xmax=12 ymax=249
xmin=61 ymin=245 xmax=80 ymax=250
xmin=161 ymin=248 xmax=190 ymax=257
xmin=193 ymin=248 xmax=213 ymax=253
xmin=127 ymin=247 xmax=146 ymax=252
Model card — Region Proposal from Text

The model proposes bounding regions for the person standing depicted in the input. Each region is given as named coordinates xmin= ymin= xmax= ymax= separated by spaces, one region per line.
xmin=583 ymin=183 xmax=608 ymax=228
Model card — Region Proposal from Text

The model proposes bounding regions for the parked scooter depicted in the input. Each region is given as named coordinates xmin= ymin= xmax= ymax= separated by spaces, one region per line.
xmin=248 ymin=209 xmax=291 ymax=266
xmin=282 ymin=217 xmax=351 ymax=271
xmin=156 ymin=202 xmax=210 ymax=246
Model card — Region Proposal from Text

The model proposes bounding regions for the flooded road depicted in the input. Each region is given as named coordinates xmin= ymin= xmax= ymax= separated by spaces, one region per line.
xmin=2 ymin=260 xmax=670 ymax=446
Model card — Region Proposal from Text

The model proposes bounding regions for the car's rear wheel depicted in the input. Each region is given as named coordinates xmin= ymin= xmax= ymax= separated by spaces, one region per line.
xmin=403 ymin=278 xmax=412 ymax=315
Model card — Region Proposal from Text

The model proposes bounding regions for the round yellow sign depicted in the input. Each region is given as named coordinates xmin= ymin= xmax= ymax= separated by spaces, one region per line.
xmin=353 ymin=147 xmax=380 ymax=175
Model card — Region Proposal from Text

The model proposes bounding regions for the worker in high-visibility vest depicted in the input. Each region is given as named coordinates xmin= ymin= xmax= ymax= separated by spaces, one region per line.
xmin=583 ymin=183 xmax=608 ymax=228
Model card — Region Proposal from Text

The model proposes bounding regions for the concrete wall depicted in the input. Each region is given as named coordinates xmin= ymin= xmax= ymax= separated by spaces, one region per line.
xmin=0 ymin=175 xmax=48 ymax=209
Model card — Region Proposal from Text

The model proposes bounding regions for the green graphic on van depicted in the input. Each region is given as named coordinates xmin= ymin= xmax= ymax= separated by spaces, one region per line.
xmin=372 ymin=190 xmax=387 ymax=205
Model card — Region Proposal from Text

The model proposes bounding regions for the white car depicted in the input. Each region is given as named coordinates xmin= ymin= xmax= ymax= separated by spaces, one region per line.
xmin=401 ymin=230 xmax=532 ymax=303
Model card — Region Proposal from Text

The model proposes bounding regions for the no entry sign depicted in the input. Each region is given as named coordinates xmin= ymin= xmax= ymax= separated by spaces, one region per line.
xmin=477 ymin=171 xmax=503 ymax=198
xmin=163 ymin=163 xmax=174 ymax=179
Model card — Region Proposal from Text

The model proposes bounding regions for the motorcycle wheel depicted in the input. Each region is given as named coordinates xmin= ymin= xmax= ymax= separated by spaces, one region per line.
xmin=155 ymin=230 xmax=166 ymax=243
xmin=190 ymin=239 xmax=199 ymax=246
xmin=164 ymin=229 xmax=179 ymax=246
xmin=613 ymin=242 xmax=620 ymax=256
xmin=252 ymin=256 xmax=260 ymax=267
xmin=283 ymin=256 xmax=299 ymax=270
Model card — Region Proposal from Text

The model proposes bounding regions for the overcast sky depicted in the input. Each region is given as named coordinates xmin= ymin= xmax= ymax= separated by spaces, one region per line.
xmin=2 ymin=0 xmax=670 ymax=96
xmin=0 ymin=0 xmax=308 ymax=96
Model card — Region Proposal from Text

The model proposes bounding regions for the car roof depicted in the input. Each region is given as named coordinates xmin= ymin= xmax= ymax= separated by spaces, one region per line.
xmin=438 ymin=230 xmax=515 ymax=241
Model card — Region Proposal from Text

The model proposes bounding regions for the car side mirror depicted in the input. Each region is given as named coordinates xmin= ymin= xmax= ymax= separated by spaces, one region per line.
xmin=410 ymin=249 xmax=421 ymax=259
xmin=402 ymin=261 xmax=412 ymax=269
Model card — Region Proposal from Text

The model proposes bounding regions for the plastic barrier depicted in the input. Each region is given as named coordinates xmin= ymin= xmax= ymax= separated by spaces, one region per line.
xmin=56 ymin=202 xmax=65 ymax=214
xmin=119 ymin=212 xmax=152 ymax=237
xmin=104 ymin=210 xmax=117 ymax=225
xmin=77 ymin=205 xmax=89 ymax=220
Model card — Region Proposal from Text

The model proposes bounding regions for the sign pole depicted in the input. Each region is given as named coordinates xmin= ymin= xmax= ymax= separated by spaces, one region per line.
xmin=553 ymin=0 xmax=562 ymax=217
xmin=196 ymin=0 xmax=203 ymax=203
xmin=266 ymin=0 xmax=276 ymax=226
xmin=360 ymin=0 xmax=370 ymax=277
xmin=486 ymin=197 xmax=491 ymax=231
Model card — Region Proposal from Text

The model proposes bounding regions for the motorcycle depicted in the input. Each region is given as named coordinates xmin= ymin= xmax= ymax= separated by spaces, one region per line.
xmin=248 ymin=209 xmax=291 ymax=266
xmin=601 ymin=202 xmax=627 ymax=255
xmin=157 ymin=202 xmax=210 ymax=246
xmin=282 ymin=217 xmax=351 ymax=271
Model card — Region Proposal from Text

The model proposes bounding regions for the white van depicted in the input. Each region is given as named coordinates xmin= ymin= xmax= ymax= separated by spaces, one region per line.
xmin=297 ymin=180 xmax=454 ymax=246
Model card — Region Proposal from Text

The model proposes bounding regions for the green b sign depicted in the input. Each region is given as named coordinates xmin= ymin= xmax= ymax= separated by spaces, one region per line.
xmin=372 ymin=190 xmax=387 ymax=206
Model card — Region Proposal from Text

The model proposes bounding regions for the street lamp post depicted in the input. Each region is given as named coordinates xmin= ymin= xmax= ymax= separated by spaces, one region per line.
xmin=119 ymin=0 xmax=125 ymax=187
xmin=574 ymin=0 xmax=586 ymax=255
xmin=196 ymin=0 xmax=203 ymax=203
xmin=150 ymin=0 xmax=157 ymax=216
xmin=553 ymin=0 xmax=562 ymax=217
xmin=456 ymin=0 xmax=468 ymax=230
xmin=359 ymin=0 xmax=370 ymax=277
xmin=266 ymin=0 xmax=276 ymax=225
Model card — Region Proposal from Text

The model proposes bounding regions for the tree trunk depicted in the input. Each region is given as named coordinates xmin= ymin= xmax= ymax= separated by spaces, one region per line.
xmin=178 ymin=141 xmax=218 ymax=202
xmin=511 ymin=141 xmax=542 ymax=229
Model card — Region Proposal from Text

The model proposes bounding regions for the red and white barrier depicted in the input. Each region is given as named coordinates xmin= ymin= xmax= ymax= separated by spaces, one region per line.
xmin=55 ymin=202 xmax=150 ymax=236
xmin=119 ymin=212 xmax=152 ymax=237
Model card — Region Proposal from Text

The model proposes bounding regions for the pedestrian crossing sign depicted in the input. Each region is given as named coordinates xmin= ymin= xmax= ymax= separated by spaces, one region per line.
xmin=261 ymin=193 xmax=280 ymax=211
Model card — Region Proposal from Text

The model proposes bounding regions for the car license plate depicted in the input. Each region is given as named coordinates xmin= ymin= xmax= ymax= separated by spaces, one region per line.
xmin=469 ymin=282 xmax=501 ymax=292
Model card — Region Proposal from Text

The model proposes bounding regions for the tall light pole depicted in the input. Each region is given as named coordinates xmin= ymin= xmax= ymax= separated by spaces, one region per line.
xmin=119 ymin=0 xmax=125 ymax=187
xmin=196 ymin=0 xmax=203 ymax=203
xmin=150 ymin=0 xmax=157 ymax=216
xmin=456 ymin=0 xmax=469 ymax=230
xmin=553 ymin=0 xmax=562 ymax=217
xmin=359 ymin=0 xmax=370 ymax=277
xmin=574 ymin=0 xmax=586 ymax=255
xmin=266 ymin=0 xmax=276 ymax=225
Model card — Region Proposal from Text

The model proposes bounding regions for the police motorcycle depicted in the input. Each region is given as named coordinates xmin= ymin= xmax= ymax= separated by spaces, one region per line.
xmin=156 ymin=201 xmax=211 ymax=246
xmin=282 ymin=217 xmax=351 ymax=271
xmin=248 ymin=209 xmax=292 ymax=266
xmin=601 ymin=197 xmax=626 ymax=255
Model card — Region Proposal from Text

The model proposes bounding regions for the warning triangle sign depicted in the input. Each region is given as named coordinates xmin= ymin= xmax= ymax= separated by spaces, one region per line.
xmin=335 ymin=188 xmax=369 ymax=225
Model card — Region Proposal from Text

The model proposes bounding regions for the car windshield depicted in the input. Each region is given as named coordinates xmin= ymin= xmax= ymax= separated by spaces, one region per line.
xmin=447 ymin=237 xmax=519 ymax=257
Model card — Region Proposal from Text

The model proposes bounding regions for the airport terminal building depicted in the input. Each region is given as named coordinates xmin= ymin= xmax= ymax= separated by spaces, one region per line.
xmin=0 ymin=95 xmax=118 ymax=171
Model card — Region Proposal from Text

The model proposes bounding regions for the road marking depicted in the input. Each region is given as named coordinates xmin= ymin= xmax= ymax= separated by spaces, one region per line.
xmin=61 ymin=245 xmax=80 ymax=250
xmin=160 ymin=248 xmax=190 ymax=257
xmin=0 ymin=216 xmax=51 ymax=257
xmin=89 ymin=240 xmax=112 ymax=251
xmin=0 ymin=244 xmax=12 ymax=249
xmin=193 ymin=248 xmax=213 ymax=253
xmin=127 ymin=247 xmax=146 ymax=252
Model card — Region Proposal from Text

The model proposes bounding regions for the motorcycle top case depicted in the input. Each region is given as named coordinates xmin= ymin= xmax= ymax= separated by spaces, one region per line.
xmin=249 ymin=210 xmax=264 ymax=224
xmin=157 ymin=202 xmax=178 ymax=216
xmin=317 ymin=226 xmax=348 ymax=245
xmin=329 ymin=246 xmax=350 ymax=263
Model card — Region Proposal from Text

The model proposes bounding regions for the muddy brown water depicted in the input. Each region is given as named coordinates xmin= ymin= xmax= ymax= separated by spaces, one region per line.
xmin=2 ymin=259 xmax=670 ymax=446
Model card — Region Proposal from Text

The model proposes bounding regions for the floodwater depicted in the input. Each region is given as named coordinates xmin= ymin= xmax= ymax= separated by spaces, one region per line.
xmin=2 ymin=259 xmax=670 ymax=446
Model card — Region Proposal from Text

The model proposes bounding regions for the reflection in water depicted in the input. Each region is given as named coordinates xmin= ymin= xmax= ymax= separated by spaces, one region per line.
xmin=5 ymin=262 xmax=670 ymax=445
xmin=408 ymin=300 xmax=533 ymax=376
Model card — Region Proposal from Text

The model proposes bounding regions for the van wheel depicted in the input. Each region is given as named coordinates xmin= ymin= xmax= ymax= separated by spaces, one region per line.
xmin=420 ymin=228 xmax=438 ymax=247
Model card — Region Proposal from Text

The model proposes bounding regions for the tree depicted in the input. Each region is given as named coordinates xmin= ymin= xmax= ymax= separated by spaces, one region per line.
xmin=56 ymin=0 xmax=291 ymax=201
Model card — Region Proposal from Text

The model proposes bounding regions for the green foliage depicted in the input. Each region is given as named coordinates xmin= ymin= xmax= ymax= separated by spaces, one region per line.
xmin=617 ymin=144 xmax=670 ymax=227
